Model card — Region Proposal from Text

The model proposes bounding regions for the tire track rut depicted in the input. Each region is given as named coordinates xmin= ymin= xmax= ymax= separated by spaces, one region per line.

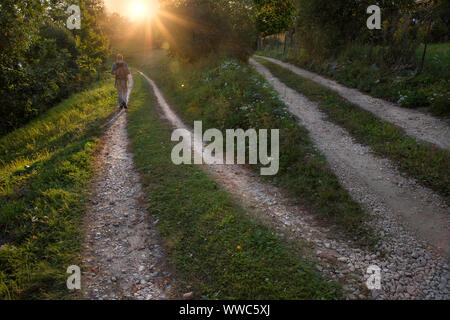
xmin=82 ymin=76 xmax=173 ymax=300
xmin=140 ymin=71 xmax=449 ymax=300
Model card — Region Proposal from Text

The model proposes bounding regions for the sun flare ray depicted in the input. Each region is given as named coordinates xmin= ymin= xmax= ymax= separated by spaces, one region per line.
xmin=127 ymin=0 xmax=160 ymax=21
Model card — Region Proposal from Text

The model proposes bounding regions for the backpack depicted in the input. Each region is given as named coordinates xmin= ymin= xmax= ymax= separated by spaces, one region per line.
xmin=115 ymin=62 xmax=129 ymax=80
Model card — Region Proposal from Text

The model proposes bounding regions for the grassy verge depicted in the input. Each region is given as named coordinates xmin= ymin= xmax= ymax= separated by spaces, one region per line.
xmin=127 ymin=74 xmax=342 ymax=299
xmin=0 ymin=80 xmax=117 ymax=299
xmin=133 ymin=51 xmax=374 ymax=246
xmin=257 ymin=42 xmax=450 ymax=118
xmin=254 ymin=57 xmax=449 ymax=201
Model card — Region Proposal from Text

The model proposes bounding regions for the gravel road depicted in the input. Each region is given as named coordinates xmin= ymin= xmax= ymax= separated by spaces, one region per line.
xmin=254 ymin=55 xmax=450 ymax=151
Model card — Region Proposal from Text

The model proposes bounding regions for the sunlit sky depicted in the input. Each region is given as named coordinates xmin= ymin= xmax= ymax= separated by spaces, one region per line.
xmin=104 ymin=0 xmax=160 ymax=20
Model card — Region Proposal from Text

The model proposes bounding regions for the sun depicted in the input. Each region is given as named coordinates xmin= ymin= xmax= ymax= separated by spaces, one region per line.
xmin=128 ymin=0 xmax=160 ymax=21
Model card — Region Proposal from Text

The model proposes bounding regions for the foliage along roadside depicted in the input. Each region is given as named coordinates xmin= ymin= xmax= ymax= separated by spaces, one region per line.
xmin=256 ymin=43 xmax=450 ymax=118
xmin=0 ymin=0 xmax=110 ymax=136
xmin=134 ymin=51 xmax=375 ymax=247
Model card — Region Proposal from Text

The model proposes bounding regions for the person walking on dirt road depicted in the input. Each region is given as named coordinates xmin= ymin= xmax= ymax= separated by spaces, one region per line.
xmin=111 ymin=54 xmax=131 ymax=110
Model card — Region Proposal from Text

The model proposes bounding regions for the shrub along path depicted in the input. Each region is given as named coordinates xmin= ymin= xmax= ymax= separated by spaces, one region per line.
xmin=254 ymin=55 xmax=450 ymax=151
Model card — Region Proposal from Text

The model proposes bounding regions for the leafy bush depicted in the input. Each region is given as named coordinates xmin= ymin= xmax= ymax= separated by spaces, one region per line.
xmin=0 ymin=0 xmax=109 ymax=136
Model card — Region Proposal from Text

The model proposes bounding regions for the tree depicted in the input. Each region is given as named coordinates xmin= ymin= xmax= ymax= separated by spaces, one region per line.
xmin=160 ymin=0 xmax=257 ymax=61
xmin=253 ymin=0 xmax=295 ymax=37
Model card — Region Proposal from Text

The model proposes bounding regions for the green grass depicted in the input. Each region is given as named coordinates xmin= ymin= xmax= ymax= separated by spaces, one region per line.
xmin=0 ymin=80 xmax=117 ymax=299
xmin=127 ymin=74 xmax=342 ymax=299
xmin=255 ymin=57 xmax=450 ymax=201
xmin=133 ymin=51 xmax=374 ymax=246
xmin=257 ymin=42 xmax=450 ymax=118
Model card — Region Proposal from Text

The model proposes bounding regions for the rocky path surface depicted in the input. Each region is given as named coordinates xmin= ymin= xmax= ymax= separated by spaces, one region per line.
xmin=139 ymin=71 xmax=449 ymax=300
xmin=254 ymin=55 xmax=450 ymax=151
xmin=81 ymin=78 xmax=172 ymax=300
xmin=251 ymin=58 xmax=449 ymax=258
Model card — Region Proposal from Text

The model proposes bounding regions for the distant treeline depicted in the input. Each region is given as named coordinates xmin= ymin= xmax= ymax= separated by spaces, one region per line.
xmin=0 ymin=0 xmax=109 ymax=136
xmin=159 ymin=0 xmax=449 ymax=67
